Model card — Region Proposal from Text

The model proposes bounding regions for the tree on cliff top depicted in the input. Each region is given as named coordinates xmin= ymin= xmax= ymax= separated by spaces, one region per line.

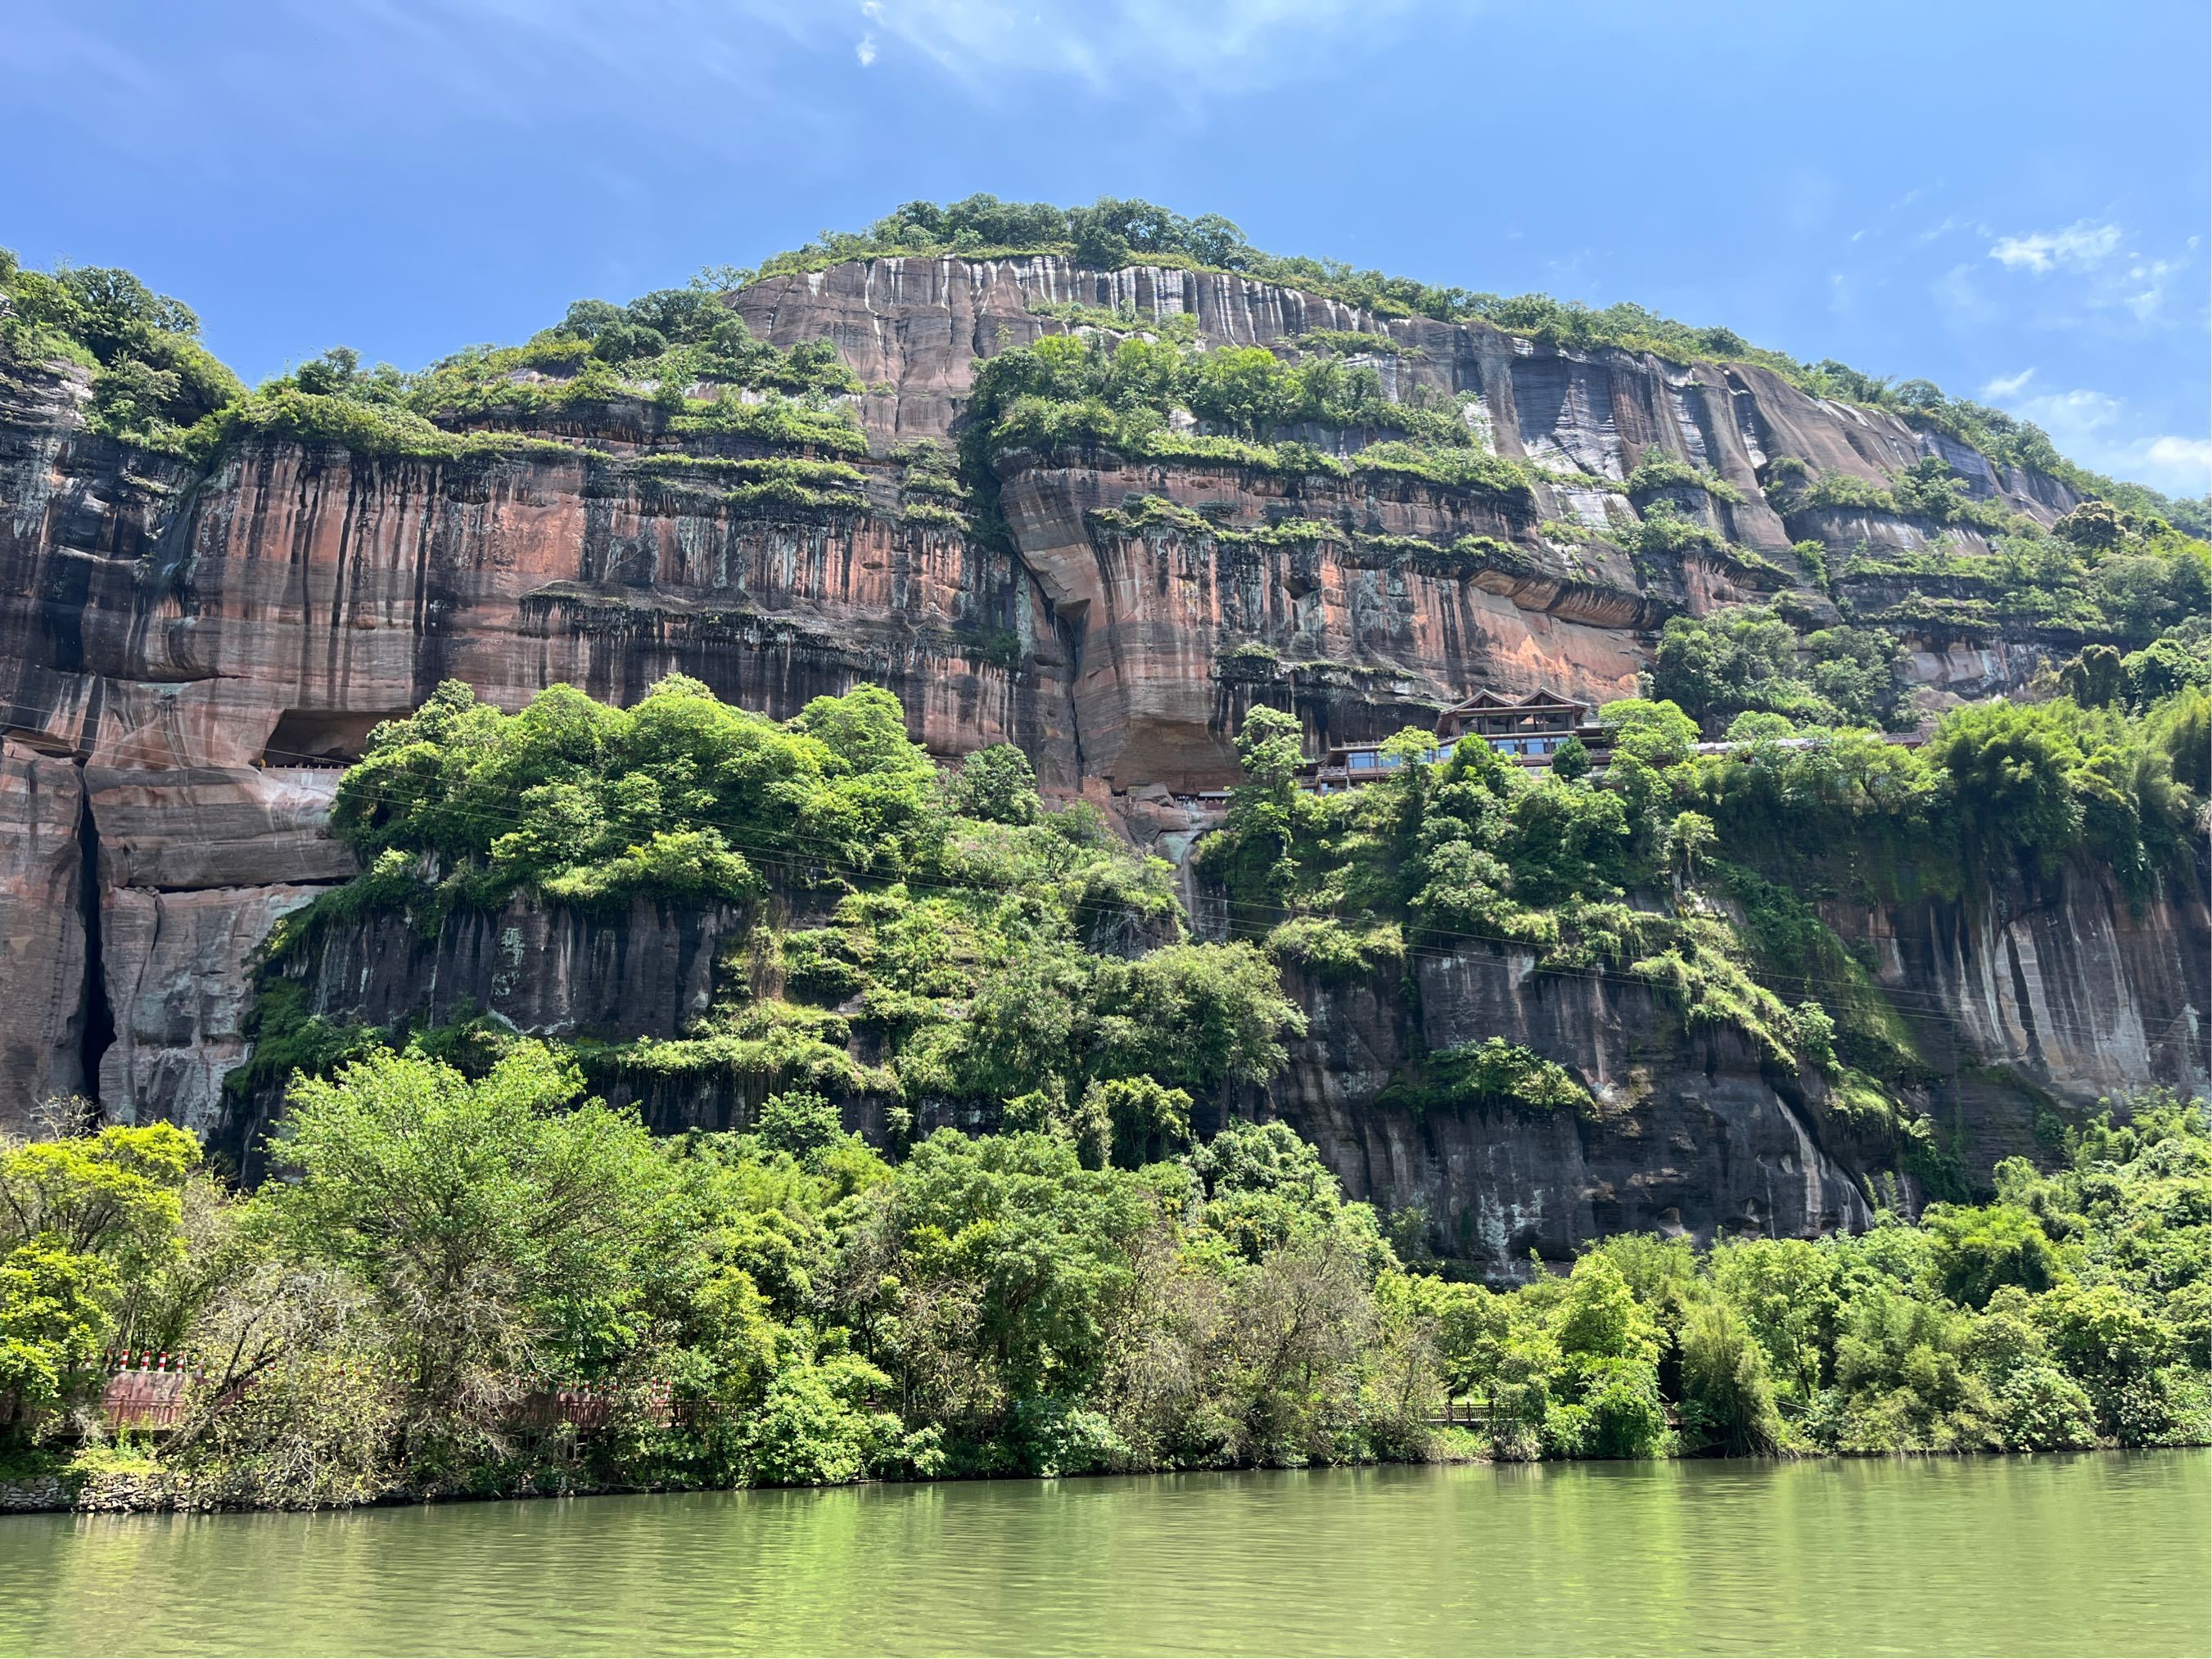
xmin=0 ymin=257 xmax=242 ymax=446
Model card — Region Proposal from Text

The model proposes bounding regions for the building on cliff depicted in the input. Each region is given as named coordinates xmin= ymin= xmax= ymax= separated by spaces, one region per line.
xmin=1298 ymin=687 xmax=1610 ymax=790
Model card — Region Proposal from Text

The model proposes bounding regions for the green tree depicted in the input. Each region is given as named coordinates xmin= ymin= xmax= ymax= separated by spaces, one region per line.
xmin=1804 ymin=626 xmax=1903 ymax=728
xmin=1649 ymin=607 xmax=1812 ymax=733
xmin=1189 ymin=1120 xmax=1388 ymax=1270
xmin=1709 ymin=1239 xmax=1836 ymax=1401
xmin=1598 ymin=698 xmax=1700 ymax=769
xmin=1922 ymin=1203 xmax=2062 ymax=1309
xmin=736 ymin=1352 xmax=915 ymax=1485
xmin=0 ymin=1243 xmax=115 ymax=1440
xmin=1553 ymin=1255 xmax=1659 ymax=1364
xmin=0 ymin=1121 xmax=201 ymax=1290
xmin=1677 ymin=1300 xmax=1786 ymax=1454
xmin=259 ymin=1044 xmax=672 ymax=1472
xmin=864 ymin=1129 xmax=1156 ymax=1458
xmin=1093 ymin=942 xmax=1306 ymax=1094
xmin=1234 ymin=705 xmax=1306 ymax=787
xmin=752 ymin=1091 xmax=847 ymax=1161
xmin=1081 ymin=1077 xmax=1194 ymax=1168
xmin=1664 ymin=809 xmax=1718 ymax=889
xmin=293 ymin=346 xmax=363 ymax=397
xmin=2033 ymin=1281 xmax=2176 ymax=1441
xmin=950 ymin=742 xmax=1042 ymax=825
xmin=2059 ymin=644 xmax=2128 ymax=709
xmin=2151 ymin=684 xmax=2209 ymax=796
xmin=1994 ymin=1364 xmax=2100 ymax=1451
xmin=2123 ymin=638 xmax=2210 ymax=709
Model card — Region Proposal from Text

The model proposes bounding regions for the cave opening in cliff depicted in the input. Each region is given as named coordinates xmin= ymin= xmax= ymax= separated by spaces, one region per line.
xmin=75 ymin=782 xmax=115 ymax=1110
xmin=262 ymin=708 xmax=411 ymax=767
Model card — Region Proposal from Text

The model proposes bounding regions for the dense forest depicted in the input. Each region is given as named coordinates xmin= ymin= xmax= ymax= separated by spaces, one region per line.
xmin=2 ymin=1039 xmax=2205 ymax=1505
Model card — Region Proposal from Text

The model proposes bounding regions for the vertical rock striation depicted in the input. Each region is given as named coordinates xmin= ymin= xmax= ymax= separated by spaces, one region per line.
xmin=0 ymin=252 xmax=2195 ymax=1249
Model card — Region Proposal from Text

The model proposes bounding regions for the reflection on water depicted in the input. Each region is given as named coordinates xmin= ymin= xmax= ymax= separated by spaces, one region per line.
xmin=0 ymin=1450 xmax=2203 ymax=1657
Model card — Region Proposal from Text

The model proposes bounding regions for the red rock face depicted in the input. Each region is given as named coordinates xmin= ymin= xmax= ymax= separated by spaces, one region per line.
xmin=732 ymin=255 xmax=2065 ymax=527
xmin=98 ymin=883 xmax=325 ymax=1140
xmin=994 ymin=449 xmax=1674 ymax=787
xmin=0 ymin=255 xmax=2105 ymax=1131
xmin=0 ymin=359 xmax=1068 ymax=1126
xmin=53 ymin=443 xmax=1058 ymax=774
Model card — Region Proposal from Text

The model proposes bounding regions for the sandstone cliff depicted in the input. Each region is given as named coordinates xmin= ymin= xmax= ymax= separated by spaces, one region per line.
xmin=0 ymin=255 xmax=2197 ymax=1267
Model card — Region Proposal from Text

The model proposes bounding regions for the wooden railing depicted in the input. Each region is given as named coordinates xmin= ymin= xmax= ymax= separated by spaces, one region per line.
xmin=1428 ymin=1398 xmax=1494 ymax=1428
xmin=100 ymin=1355 xmax=196 ymax=1428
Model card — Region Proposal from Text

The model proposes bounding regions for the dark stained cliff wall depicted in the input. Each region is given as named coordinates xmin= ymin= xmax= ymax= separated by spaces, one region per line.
xmin=245 ymin=851 xmax=2207 ymax=1271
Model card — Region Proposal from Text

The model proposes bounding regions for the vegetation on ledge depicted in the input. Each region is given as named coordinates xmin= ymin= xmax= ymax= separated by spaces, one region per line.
xmin=6 ymin=216 xmax=2205 ymax=539
xmin=956 ymin=329 xmax=1533 ymax=547
xmin=730 ymin=194 xmax=2205 ymax=533
xmin=277 ymin=676 xmax=1289 ymax=1123
xmin=0 ymin=254 xmax=867 ymax=463
xmin=1828 ymin=498 xmax=2209 ymax=647
xmin=1198 ymin=666 xmax=2204 ymax=1129
xmin=0 ymin=253 xmax=241 ymax=449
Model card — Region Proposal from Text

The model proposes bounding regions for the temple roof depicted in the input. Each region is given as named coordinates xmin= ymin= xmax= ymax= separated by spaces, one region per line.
xmin=1441 ymin=687 xmax=1590 ymax=715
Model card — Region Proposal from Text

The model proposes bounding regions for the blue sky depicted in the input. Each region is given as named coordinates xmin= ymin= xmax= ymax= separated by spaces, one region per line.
xmin=9 ymin=0 xmax=2207 ymax=494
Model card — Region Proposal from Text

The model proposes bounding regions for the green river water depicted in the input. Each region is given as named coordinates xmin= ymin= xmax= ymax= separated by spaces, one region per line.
xmin=0 ymin=1451 xmax=2203 ymax=1657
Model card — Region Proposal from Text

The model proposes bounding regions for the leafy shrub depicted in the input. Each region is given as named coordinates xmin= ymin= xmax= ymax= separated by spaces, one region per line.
xmin=1626 ymin=446 xmax=1744 ymax=504
xmin=752 ymin=1091 xmax=847 ymax=1160
xmin=1410 ymin=1038 xmax=1592 ymax=1117
xmin=0 ymin=259 xmax=242 ymax=447
xmin=949 ymin=743 xmax=1042 ymax=826
xmin=1264 ymin=917 xmax=1404 ymax=981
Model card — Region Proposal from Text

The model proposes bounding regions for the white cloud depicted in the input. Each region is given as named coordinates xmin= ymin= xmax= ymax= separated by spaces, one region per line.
xmin=1988 ymin=378 xmax=2210 ymax=495
xmin=855 ymin=32 xmax=878 ymax=64
xmin=1980 ymin=217 xmax=2198 ymax=331
xmin=2015 ymin=385 xmax=2124 ymax=436
xmin=1989 ymin=220 xmax=2122 ymax=273
xmin=2122 ymin=256 xmax=2180 ymax=321
xmin=2145 ymin=435 xmax=2212 ymax=486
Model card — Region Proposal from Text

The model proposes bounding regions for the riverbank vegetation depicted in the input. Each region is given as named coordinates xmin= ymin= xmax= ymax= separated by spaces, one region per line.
xmin=2 ymin=1075 xmax=2205 ymax=1507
